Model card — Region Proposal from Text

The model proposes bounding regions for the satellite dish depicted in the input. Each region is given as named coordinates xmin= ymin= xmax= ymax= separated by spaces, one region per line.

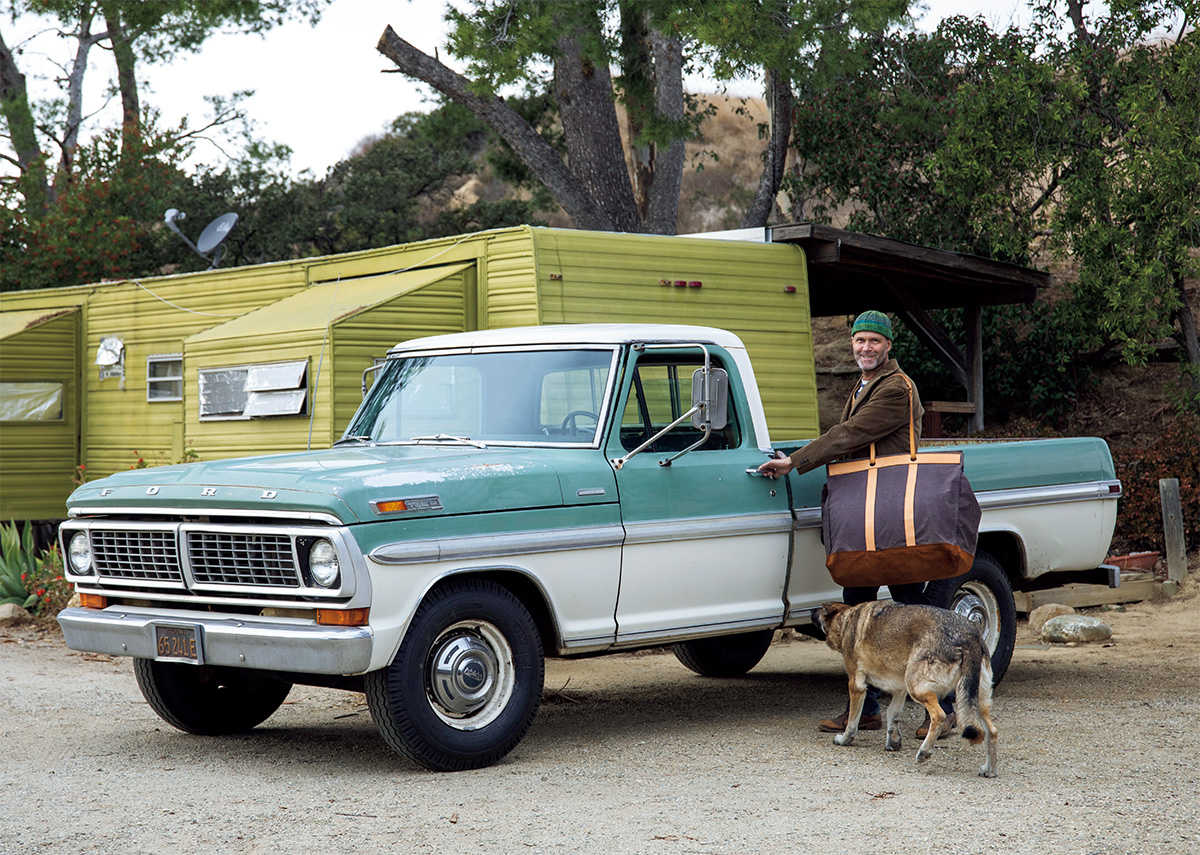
xmin=162 ymin=208 xmax=239 ymax=268
xmin=197 ymin=213 xmax=238 ymax=255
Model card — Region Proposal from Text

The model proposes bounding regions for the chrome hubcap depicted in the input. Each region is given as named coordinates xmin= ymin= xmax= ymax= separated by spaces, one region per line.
xmin=953 ymin=582 xmax=999 ymax=654
xmin=426 ymin=620 xmax=515 ymax=730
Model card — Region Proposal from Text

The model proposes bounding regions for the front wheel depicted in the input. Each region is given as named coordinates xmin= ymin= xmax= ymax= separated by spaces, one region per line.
xmin=673 ymin=629 xmax=775 ymax=677
xmin=365 ymin=580 xmax=544 ymax=771
xmin=928 ymin=551 xmax=1017 ymax=684
xmin=133 ymin=659 xmax=292 ymax=735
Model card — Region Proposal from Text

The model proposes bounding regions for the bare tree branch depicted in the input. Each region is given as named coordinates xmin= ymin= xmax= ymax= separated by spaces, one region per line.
xmin=377 ymin=25 xmax=612 ymax=231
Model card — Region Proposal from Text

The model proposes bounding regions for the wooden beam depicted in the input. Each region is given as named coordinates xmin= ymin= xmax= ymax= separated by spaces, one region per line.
xmin=884 ymin=279 xmax=969 ymax=389
xmin=770 ymin=222 xmax=1050 ymax=292
xmin=1013 ymin=578 xmax=1162 ymax=612
xmin=966 ymin=304 xmax=983 ymax=432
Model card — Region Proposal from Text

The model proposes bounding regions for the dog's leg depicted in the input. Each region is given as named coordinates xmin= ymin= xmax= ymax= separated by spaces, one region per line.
xmin=911 ymin=690 xmax=944 ymax=764
xmin=834 ymin=673 xmax=867 ymax=747
xmin=977 ymin=663 xmax=999 ymax=778
xmin=883 ymin=692 xmax=905 ymax=752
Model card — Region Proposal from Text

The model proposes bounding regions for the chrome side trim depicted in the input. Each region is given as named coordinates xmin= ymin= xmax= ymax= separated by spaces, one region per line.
xmin=57 ymin=607 xmax=373 ymax=675
xmin=975 ymin=480 xmax=1121 ymax=510
xmin=787 ymin=480 xmax=1121 ymax=526
xmin=792 ymin=507 xmax=822 ymax=529
xmin=611 ymin=615 xmax=781 ymax=648
xmin=370 ymin=524 xmax=626 ymax=565
xmin=622 ymin=512 xmax=793 ymax=545
xmin=67 ymin=506 xmax=345 ymax=525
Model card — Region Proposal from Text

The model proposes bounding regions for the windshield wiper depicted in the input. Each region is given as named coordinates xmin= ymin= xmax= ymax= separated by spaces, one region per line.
xmin=333 ymin=435 xmax=374 ymax=446
xmin=408 ymin=433 xmax=488 ymax=449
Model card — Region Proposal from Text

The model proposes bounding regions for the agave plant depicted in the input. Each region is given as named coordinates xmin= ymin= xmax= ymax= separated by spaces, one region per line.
xmin=0 ymin=521 xmax=39 ymax=610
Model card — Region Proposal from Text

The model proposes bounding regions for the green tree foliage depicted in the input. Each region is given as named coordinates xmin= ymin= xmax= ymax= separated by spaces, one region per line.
xmin=791 ymin=4 xmax=1200 ymax=421
xmin=0 ymin=99 xmax=549 ymax=289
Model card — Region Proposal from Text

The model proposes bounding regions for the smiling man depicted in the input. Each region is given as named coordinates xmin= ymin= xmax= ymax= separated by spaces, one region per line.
xmin=757 ymin=310 xmax=956 ymax=737
xmin=757 ymin=310 xmax=923 ymax=481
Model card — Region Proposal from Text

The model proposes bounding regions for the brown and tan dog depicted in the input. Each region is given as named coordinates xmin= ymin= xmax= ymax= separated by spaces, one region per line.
xmin=817 ymin=600 xmax=999 ymax=777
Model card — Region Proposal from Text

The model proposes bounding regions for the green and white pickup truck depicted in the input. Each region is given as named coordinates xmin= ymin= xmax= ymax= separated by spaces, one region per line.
xmin=57 ymin=324 xmax=1121 ymax=770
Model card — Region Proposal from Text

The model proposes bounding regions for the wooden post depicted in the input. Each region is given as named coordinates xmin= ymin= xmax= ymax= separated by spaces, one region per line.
xmin=1159 ymin=478 xmax=1187 ymax=583
xmin=965 ymin=305 xmax=983 ymax=434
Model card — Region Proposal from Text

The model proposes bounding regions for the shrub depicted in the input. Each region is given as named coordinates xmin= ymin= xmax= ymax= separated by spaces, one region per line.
xmin=1110 ymin=413 xmax=1200 ymax=553
xmin=0 ymin=521 xmax=38 ymax=610
xmin=0 ymin=521 xmax=73 ymax=617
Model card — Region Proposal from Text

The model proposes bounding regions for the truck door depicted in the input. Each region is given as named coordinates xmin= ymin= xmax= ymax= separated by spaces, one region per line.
xmin=606 ymin=346 xmax=791 ymax=644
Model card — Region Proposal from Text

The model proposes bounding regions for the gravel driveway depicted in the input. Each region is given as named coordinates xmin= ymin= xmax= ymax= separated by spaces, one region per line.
xmin=3 ymin=577 xmax=1197 ymax=855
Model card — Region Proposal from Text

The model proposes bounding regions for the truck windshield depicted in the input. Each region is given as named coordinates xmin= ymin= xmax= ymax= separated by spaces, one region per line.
xmin=342 ymin=348 xmax=617 ymax=446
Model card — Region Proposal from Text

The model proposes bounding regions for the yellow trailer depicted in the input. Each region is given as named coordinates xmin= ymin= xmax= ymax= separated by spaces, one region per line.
xmin=0 ymin=226 xmax=818 ymax=522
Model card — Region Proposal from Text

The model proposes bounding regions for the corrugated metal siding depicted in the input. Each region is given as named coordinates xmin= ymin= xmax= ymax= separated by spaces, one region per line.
xmin=530 ymin=229 xmax=819 ymax=439
xmin=483 ymin=229 xmax=540 ymax=329
xmin=0 ymin=312 xmax=79 ymax=519
xmin=331 ymin=271 xmax=472 ymax=439
xmin=184 ymin=331 xmax=329 ymax=460
xmin=82 ymin=266 xmax=311 ymax=475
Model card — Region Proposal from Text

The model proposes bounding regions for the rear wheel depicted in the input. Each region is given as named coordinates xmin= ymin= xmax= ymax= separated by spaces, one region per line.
xmin=365 ymin=580 xmax=544 ymax=771
xmin=673 ymin=629 xmax=775 ymax=677
xmin=929 ymin=551 xmax=1016 ymax=684
xmin=133 ymin=659 xmax=292 ymax=735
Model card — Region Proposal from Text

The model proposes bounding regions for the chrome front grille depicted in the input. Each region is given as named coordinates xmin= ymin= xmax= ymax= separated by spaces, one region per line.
xmin=186 ymin=532 xmax=300 ymax=587
xmin=91 ymin=529 xmax=182 ymax=582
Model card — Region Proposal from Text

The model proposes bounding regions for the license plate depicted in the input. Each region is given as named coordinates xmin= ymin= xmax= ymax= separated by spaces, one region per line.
xmin=154 ymin=624 xmax=202 ymax=664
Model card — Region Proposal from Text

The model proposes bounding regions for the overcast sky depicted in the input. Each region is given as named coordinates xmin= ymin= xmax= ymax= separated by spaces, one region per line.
xmin=7 ymin=0 xmax=1034 ymax=177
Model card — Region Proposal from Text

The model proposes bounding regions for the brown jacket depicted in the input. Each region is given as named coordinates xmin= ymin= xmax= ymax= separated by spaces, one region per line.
xmin=787 ymin=358 xmax=924 ymax=475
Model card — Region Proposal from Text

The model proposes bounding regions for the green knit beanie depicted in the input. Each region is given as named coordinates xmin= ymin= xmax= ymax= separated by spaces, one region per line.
xmin=851 ymin=310 xmax=893 ymax=340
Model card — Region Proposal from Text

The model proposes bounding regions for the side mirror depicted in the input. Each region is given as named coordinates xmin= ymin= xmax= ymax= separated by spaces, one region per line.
xmin=691 ymin=367 xmax=729 ymax=430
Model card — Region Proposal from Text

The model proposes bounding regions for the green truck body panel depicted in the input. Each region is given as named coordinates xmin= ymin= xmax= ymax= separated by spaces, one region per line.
xmin=775 ymin=437 xmax=1117 ymax=508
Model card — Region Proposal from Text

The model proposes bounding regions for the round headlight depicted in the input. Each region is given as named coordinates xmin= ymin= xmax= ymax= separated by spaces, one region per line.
xmin=309 ymin=539 xmax=340 ymax=588
xmin=68 ymin=532 xmax=93 ymax=575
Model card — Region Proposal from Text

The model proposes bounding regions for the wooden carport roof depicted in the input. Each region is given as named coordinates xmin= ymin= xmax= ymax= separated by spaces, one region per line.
xmin=768 ymin=223 xmax=1051 ymax=432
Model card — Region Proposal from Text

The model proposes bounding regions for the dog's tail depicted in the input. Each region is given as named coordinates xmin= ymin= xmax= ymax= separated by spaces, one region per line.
xmin=955 ymin=638 xmax=990 ymax=745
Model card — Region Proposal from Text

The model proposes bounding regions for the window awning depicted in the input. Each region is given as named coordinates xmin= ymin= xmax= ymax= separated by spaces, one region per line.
xmin=185 ymin=263 xmax=473 ymax=344
xmin=0 ymin=308 xmax=78 ymax=342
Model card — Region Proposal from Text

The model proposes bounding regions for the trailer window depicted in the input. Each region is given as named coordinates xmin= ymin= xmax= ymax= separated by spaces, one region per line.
xmin=198 ymin=359 xmax=308 ymax=420
xmin=146 ymin=354 xmax=182 ymax=402
xmin=0 ymin=381 xmax=63 ymax=421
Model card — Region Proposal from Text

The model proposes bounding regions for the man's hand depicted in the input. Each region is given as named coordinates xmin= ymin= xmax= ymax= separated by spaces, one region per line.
xmin=757 ymin=457 xmax=794 ymax=479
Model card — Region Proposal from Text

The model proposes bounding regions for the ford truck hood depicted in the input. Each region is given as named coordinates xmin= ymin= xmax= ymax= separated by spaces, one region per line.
xmin=66 ymin=446 xmax=607 ymax=523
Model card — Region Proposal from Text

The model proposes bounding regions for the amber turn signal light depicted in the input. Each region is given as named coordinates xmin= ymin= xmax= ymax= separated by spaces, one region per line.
xmin=79 ymin=593 xmax=108 ymax=609
xmin=316 ymin=607 xmax=369 ymax=627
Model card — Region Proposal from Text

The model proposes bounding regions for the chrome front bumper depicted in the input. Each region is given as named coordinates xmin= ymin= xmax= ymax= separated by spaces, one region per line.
xmin=57 ymin=607 xmax=374 ymax=675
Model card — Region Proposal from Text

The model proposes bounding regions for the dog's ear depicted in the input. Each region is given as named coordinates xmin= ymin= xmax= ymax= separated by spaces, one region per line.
xmin=817 ymin=601 xmax=850 ymax=632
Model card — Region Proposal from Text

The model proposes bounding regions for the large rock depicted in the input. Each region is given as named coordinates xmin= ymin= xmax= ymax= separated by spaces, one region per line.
xmin=0 ymin=602 xmax=32 ymax=626
xmin=1041 ymin=614 xmax=1113 ymax=644
xmin=1029 ymin=603 xmax=1076 ymax=632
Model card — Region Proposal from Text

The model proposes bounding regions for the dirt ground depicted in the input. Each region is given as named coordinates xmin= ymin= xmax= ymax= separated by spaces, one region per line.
xmin=2 ymin=562 xmax=1198 ymax=855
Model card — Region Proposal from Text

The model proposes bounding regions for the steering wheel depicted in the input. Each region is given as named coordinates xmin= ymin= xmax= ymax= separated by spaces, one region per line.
xmin=560 ymin=410 xmax=599 ymax=433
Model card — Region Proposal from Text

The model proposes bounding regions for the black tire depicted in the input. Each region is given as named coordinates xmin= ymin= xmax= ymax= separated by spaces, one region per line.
xmin=928 ymin=551 xmax=1017 ymax=684
xmin=133 ymin=659 xmax=292 ymax=735
xmin=364 ymin=579 xmax=544 ymax=771
xmin=672 ymin=629 xmax=775 ymax=678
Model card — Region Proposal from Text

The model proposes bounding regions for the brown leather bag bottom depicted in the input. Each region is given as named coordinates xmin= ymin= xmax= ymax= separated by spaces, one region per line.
xmin=825 ymin=542 xmax=974 ymax=588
